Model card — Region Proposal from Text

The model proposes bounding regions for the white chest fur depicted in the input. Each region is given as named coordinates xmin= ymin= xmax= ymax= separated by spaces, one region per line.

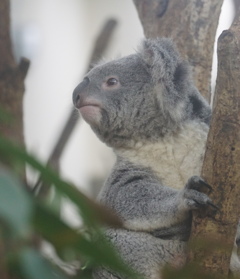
xmin=116 ymin=122 xmax=209 ymax=190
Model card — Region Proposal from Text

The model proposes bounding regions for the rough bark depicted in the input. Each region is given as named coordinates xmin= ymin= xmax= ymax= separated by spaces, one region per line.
xmin=133 ymin=0 xmax=224 ymax=101
xmin=188 ymin=5 xmax=240 ymax=277
xmin=0 ymin=0 xmax=29 ymax=146
xmin=0 ymin=1 xmax=29 ymax=278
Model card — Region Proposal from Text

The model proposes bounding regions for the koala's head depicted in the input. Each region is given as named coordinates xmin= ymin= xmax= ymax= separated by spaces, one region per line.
xmin=73 ymin=38 xmax=211 ymax=148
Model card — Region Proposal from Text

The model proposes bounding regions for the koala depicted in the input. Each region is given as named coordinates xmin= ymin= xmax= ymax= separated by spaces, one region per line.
xmin=72 ymin=38 xmax=239 ymax=278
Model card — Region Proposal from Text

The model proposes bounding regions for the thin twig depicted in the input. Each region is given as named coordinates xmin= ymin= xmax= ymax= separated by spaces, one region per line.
xmin=33 ymin=18 xmax=117 ymax=195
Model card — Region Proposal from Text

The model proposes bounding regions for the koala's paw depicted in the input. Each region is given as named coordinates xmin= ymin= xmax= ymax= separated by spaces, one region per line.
xmin=181 ymin=176 xmax=218 ymax=211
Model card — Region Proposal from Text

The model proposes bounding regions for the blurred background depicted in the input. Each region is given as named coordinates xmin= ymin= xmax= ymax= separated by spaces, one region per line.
xmin=9 ymin=0 xmax=234 ymax=225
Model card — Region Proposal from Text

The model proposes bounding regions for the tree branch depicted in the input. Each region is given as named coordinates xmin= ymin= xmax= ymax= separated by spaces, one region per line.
xmin=34 ymin=19 xmax=117 ymax=195
xmin=233 ymin=0 xmax=240 ymax=20
xmin=0 ymin=0 xmax=15 ymax=73
xmin=188 ymin=6 xmax=240 ymax=277
xmin=133 ymin=0 xmax=224 ymax=101
xmin=48 ymin=18 xmax=117 ymax=171
xmin=0 ymin=1 xmax=29 ymax=278
xmin=0 ymin=0 xmax=29 ymax=146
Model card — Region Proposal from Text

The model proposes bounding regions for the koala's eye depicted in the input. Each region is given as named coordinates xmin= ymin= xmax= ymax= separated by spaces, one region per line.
xmin=106 ymin=77 xmax=118 ymax=87
xmin=102 ymin=77 xmax=120 ymax=90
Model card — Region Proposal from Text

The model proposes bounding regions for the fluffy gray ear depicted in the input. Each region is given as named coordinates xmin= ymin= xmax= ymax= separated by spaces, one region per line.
xmin=138 ymin=38 xmax=196 ymax=124
xmin=138 ymin=38 xmax=184 ymax=85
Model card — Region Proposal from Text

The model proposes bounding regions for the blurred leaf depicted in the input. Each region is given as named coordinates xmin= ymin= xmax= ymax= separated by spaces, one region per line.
xmin=19 ymin=247 xmax=67 ymax=279
xmin=0 ymin=170 xmax=32 ymax=237
xmin=0 ymin=137 xmax=140 ymax=278
xmin=0 ymin=105 xmax=13 ymax=125
xmin=0 ymin=136 xmax=121 ymax=229
xmin=33 ymin=202 xmax=139 ymax=278
xmin=50 ymin=189 xmax=62 ymax=215
xmin=78 ymin=267 xmax=94 ymax=279
xmin=33 ymin=202 xmax=97 ymax=258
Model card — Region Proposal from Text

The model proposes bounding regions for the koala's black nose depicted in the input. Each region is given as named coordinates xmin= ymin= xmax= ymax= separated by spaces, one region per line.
xmin=72 ymin=77 xmax=90 ymax=107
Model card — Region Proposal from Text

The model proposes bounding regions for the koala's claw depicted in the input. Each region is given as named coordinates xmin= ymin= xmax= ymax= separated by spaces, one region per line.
xmin=207 ymin=200 xmax=219 ymax=211
xmin=182 ymin=176 xmax=217 ymax=211
xmin=199 ymin=179 xmax=213 ymax=192
xmin=185 ymin=176 xmax=212 ymax=192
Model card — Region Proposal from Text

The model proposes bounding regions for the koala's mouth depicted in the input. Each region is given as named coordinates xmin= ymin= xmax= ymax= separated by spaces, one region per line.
xmin=78 ymin=100 xmax=102 ymax=125
xmin=79 ymin=103 xmax=101 ymax=114
xmin=79 ymin=103 xmax=100 ymax=109
xmin=74 ymin=97 xmax=101 ymax=110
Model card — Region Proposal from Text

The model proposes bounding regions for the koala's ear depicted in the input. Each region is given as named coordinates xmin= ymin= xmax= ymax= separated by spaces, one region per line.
xmin=138 ymin=38 xmax=181 ymax=84
xmin=173 ymin=60 xmax=191 ymax=90
xmin=138 ymin=39 xmax=158 ymax=67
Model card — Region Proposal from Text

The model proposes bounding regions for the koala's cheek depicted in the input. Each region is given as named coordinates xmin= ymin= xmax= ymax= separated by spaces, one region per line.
xmin=79 ymin=106 xmax=102 ymax=126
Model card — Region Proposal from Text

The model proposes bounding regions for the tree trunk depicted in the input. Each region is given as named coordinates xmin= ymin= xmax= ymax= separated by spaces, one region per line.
xmin=188 ymin=5 xmax=240 ymax=277
xmin=133 ymin=0 xmax=240 ymax=277
xmin=0 ymin=0 xmax=29 ymax=146
xmin=133 ymin=0 xmax=223 ymax=101
xmin=0 ymin=1 xmax=29 ymax=278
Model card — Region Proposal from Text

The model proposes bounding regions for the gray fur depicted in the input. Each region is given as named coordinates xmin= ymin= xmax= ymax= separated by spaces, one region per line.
xmin=72 ymin=38 xmax=238 ymax=278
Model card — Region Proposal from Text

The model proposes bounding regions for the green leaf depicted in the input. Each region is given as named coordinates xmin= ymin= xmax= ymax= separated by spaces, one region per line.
xmin=0 ymin=170 xmax=32 ymax=237
xmin=33 ymin=202 xmax=138 ymax=278
xmin=0 ymin=105 xmax=13 ymax=125
xmin=50 ymin=189 xmax=62 ymax=215
xmin=19 ymin=247 xmax=67 ymax=279
xmin=0 ymin=137 xmax=141 ymax=279
xmin=33 ymin=202 xmax=96 ymax=257
xmin=0 ymin=136 xmax=100 ymax=228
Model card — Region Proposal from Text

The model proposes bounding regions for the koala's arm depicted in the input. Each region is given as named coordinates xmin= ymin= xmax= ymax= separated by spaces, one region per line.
xmin=99 ymin=160 xmax=213 ymax=233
